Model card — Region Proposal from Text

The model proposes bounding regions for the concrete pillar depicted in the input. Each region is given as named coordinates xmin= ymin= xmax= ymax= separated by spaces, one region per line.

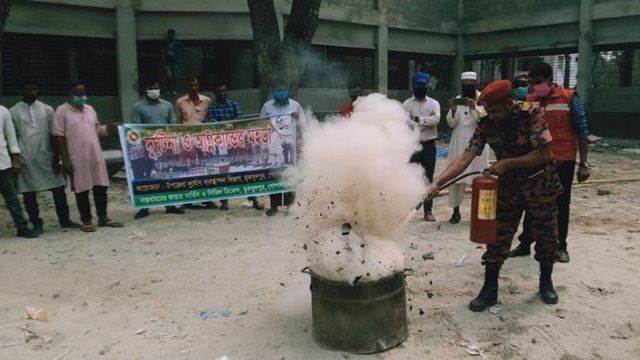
xmin=275 ymin=0 xmax=285 ymax=40
xmin=452 ymin=0 xmax=465 ymax=94
xmin=374 ymin=1 xmax=388 ymax=93
xmin=577 ymin=0 xmax=593 ymax=109
xmin=375 ymin=25 xmax=388 ymax=94
xmin=115 ymin=0 xmax=139 ymax=122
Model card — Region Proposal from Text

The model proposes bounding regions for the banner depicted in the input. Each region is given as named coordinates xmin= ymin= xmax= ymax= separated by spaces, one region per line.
xmin=118 ymin=116 xmax=296 ymax=208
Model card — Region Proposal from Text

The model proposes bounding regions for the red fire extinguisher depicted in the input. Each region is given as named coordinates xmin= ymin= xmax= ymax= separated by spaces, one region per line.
xmin=470 ymin=174 xmax=498 ymax=244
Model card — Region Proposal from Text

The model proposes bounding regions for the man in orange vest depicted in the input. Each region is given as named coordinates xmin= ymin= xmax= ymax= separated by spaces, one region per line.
xmin=339 ymin=82 xmax=362 ymax=117
xmin=509 ymin=62 xmax=591 ymax=263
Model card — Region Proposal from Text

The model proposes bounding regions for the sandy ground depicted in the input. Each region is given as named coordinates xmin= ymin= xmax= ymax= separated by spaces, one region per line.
xmin=1 ymin=140 xmax=640 ymax=360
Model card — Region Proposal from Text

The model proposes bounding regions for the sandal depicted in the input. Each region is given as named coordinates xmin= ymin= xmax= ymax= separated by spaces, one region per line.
xmin=98 ymin=218 xmax=124 ymax=228
xmin=252 ymin=202 xmax=265 ymax=211
xmin=80 ymin=222 xmax=96 ymax=232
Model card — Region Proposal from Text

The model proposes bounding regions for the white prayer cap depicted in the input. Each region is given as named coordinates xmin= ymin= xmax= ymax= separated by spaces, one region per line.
xmin=461 ymin=71 xmax=477 ymax=80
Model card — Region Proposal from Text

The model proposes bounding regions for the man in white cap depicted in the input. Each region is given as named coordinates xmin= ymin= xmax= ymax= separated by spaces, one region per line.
xmin=445 ymin=71 xmax=489 ymax=224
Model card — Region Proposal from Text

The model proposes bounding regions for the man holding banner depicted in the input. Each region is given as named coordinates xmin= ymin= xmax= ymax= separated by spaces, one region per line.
xmin=207 ymin=80 xmax=264 ymax=211
xmin=52 ymin=81 xmax=123 ymax=232
xmin=260 ymin=79 xmax=304 ymax=217
xmin=130 ymin=78 xmax=185 ymax=219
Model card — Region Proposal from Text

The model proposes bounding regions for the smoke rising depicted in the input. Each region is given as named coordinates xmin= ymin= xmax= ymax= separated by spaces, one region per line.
xmin=289 ymin=93 xmax=426 ymax=283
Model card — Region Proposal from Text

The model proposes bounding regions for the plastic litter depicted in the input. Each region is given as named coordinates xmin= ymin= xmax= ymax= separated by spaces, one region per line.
xmin=24 ymin=307 xmax=50 ymax=322
xmin=199 ymin=310 xmax=231 ymax=319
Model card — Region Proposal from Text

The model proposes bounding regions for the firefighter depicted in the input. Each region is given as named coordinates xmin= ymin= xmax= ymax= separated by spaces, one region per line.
xmin=426 ymin=80 xmax=563 ymax=312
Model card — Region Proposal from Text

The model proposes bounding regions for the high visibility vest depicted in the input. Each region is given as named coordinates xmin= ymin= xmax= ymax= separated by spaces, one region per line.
xmin=528 ymin=86 xmax=577 ymax=161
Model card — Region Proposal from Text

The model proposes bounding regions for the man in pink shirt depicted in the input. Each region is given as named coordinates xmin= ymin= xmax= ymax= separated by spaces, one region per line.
xmin=52 ymin=81 xmax=123 ymax=232
xmin=175 ymin=76 xmax=211 ymax=124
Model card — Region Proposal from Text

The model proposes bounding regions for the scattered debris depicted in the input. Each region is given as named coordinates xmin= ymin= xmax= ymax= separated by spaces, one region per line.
xmin=422 ymin=252 xmax=434 ymax=260
xmin=352 ymin=276 xmax=363 ymax=285
xmin=455 ymin=254 xmax=469 ymax=267
xmin=596 ymin=189 xmax=611 ymax=196
xmin=419 ymin=309 xmax=425 ymax=315
xmin=217 ymin=356 xmax=229 ymax=360
xmin=53 ymin=348 xmax=73 ymax=360
xmin=409 ymin=243 xmax=418 ymax=250
xmin=463 ymin=344 xmax=486 ymax=358
xmin=341 ymin=223 xmax=351 ymax=235
xmin=24 ymin=307 xmax=50 ymax=322
xmin=199 ymin=310 xmax=231 ymax=319
xmin=488 ymin=307 xmax=500 ymax=314
xmin=580 ymin=282 xmax=613 ymax=295
xmin=99 ymin=344 xmax=111 ymax=355
xmin=133 ymin=328 xmax=145 ymax=335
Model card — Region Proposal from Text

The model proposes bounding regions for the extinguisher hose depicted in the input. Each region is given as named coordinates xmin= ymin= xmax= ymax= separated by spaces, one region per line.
xmin=413 ymin=171 xmax=482 ymax=210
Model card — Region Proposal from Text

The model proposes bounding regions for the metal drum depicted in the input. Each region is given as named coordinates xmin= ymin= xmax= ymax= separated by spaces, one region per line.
xmin=303 ymin=267 xmax=409 ymax=354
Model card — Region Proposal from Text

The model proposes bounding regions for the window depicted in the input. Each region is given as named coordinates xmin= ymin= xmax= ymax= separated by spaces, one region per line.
xmin=299 ymin=45 xmax=375 ymax=89
xmin=388 ymin=51 xmax=453 ymax=91
xmin=136 ymin=40 xmax=258 ymax=91
xmin=468 ymin=50 xmax=579 ymax=89
xmin=1 ymin=33 xmax=117 ymax=95
xmin=592 ymin=44 xmax=639 ymax=88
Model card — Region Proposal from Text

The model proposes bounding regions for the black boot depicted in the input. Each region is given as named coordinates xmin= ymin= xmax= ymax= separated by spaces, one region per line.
xmin=32 ymin=218 xmax=44 ymax=235
xmin=508 ymin=241 xmax=531 ymax=257
xmin=539 ymin=262 xmax=559 ymax=304
xmin=449 ymin=207 xmax=461 ymax=224
xmin=469 ymin=263 xmax=501 ymax=312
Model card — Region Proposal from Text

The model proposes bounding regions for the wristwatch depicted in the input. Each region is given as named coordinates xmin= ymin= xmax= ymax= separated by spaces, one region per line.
xmin=578 ymin=162 xmax=591 ymax=169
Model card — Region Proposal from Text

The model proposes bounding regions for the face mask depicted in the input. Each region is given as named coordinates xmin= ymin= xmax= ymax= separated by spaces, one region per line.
xmin=513 ymin=86 xmax=528 ymax=100
xmin=533 ymin=82 xmax=551 ymax=98
xmin=72 ymin=95 xmax=88 ymax=107
xmin=462 ymin=85 xmax=477 ymax=99
xmin=146 ymin=89 xmax=161 ymax=100
xmin=273 ymin=90 xmax=289 ymax=102
xmin=413 ymin=87 xmax=428 ymax=98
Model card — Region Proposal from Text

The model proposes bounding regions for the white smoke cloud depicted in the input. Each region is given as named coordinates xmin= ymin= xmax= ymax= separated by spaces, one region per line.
xmin=289 ymin=93 xmax=426 ymax=283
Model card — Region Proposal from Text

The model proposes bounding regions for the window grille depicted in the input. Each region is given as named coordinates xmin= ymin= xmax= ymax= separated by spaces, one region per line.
xmin=2 ymin=33 xmax=117 ymax=95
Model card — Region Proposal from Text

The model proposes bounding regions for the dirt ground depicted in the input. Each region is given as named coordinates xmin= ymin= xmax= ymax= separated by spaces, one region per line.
xmin=1 ymin=139 xmax=639 ymax=360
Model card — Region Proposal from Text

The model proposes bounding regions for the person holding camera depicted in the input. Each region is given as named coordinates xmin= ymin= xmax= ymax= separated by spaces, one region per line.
xmin=445 ymin=71 xmax=489 ymax=224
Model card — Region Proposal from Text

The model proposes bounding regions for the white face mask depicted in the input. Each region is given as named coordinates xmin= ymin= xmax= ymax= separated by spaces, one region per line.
xmin=146 ymin=89 xmax=161 ymax=100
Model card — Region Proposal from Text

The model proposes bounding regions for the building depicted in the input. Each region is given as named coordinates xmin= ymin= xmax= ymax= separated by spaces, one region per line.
xmin=2 ymin=0 xmax=639 ymax=137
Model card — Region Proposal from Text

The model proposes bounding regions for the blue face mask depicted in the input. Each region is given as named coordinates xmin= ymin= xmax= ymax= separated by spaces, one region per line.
xmin=273 ymin=90 xmax=289 ymax=102
xmin=513 ymin=87 xmax=528 ymax=100
xmin=72 ymin=95 xmax=88 ymax=107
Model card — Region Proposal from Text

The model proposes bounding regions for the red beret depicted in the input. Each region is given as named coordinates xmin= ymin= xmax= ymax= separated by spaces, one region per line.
xmin=478 ymin=80 xmax=512 ymax=107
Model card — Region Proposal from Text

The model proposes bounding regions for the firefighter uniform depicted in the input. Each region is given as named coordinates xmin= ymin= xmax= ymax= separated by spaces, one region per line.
xmin=466 ymin=100 xmax=563 ymax=265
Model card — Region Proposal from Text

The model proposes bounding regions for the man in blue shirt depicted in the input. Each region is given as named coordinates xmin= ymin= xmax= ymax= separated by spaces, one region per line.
xmin=131 ymin=78 xmax=185 ymax=219
xmin=207 ymin=81 xmax=264 ymax=211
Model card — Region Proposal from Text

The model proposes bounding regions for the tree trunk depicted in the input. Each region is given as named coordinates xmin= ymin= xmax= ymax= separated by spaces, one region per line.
xmin=0 ymin=0 xmax=12 ymax=96
xmin=248 ymin=0 xmax=321 ymax=103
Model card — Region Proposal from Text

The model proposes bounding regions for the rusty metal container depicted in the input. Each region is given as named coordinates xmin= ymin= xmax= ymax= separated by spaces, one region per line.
xmin=303 ymin=267 xmax=409 ymax=354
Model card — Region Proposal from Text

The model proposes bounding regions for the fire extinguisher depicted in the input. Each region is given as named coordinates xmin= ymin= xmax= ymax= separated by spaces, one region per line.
xmin=470 ymin=174 xmax=498 ymax=245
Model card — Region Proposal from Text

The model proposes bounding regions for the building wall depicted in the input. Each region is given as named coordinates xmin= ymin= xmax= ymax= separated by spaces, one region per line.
xmin=3 ymin=0 xmax=459 ymax=126
xmin=462 ymin=0 xmax=640 ymax=137
xmin=3 ymin=0 xmax=640 ymax=137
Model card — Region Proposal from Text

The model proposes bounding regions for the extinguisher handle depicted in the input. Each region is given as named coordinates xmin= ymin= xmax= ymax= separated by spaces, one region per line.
xmin=439 ymin=171 xmax=482 ymax=190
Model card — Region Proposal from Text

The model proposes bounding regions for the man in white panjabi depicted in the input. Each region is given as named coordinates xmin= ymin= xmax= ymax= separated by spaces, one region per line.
xmin=445 ymin=71 xmax=489 ymax=224
xmin=10 ymin=81 xmax=80 ymax=234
